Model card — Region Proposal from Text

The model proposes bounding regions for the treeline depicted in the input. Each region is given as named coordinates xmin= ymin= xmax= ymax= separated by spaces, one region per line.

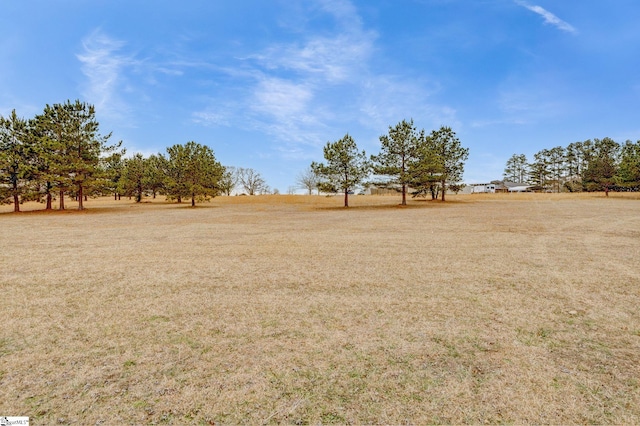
xmin=309 ymin=119 xmax=469 ymax=207
xmin=505 ymin=138 xmax=640 ymax=193
xmin=2 ymin=103 xmax=470 ymax=212
xmin=0 ymin=100 xmax=255 ymax=212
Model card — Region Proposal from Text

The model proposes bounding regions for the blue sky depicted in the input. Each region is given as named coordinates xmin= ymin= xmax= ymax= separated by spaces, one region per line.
xmin=2 ymin=0 xmax=639 ymax=191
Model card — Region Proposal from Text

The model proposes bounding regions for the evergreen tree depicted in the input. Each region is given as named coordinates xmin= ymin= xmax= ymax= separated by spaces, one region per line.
xmin=102 ymin=149 xmax=126 ymax=200
xmin=143 ymin=154 xmax=167 ymax=199
xmin=121 ymin=153 xmax=147 ymax=202
xmin=428 ymin=126 xmax=469 ymax=201
xmin=165 ymin=141 xmax=223 ymax=206
xmin=530 ymin=149 xmax=551 ymax=190
xmin=0 ymin=110 xmax=35 ymax=212
xmin=503 ymin=154 xmax=529 ymax=183
xmin=371 ymin=119 xmax=421 ymax=205
xmin=312 ymin=134 xmax=369 ymax=207
xmin=616 ymin=140 xmax=640 ymax=189
xmin=407 ymin=133 xmax=442 ymax=199
xmin=35 ymin=100 xmax=120 ymax=210
xmin=583 ymin=138 xmax=620 ymax=194
xmin=547 ymin=146 xmax=565 ymax=193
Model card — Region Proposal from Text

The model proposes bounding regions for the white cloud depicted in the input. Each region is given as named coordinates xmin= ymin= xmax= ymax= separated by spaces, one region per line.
xmin=191 ymin=0 xmax=456 ymax=156
xmin=515 ymin=1 xmax=577 ymax=33
xmin=252 ymin=78 xmax=314 ymax=118
xmin=76 ymin=29 xmax=137 ymax=121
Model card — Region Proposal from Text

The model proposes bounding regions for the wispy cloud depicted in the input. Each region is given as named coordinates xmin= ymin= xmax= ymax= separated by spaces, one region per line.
xmin=76 ymin=29 xmax=137 ymax=121
xmin=190 ymin=0 xmax=459 ymax=160
xmin=515 ymin=1 xmax=577 ymax=33
xmin=192 ymin=0 xmax=375 ymax=148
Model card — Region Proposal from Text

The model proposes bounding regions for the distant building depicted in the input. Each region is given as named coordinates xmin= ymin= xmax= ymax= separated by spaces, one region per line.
xmin=469 ymin=181 xmax=533 ymax=193
xmin=471 ymin=183 xmax=496 ymax=193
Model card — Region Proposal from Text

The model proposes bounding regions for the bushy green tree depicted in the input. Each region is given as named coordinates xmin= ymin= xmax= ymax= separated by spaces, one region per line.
xmin=121 ymin=153 xmax=147 ymax=202
xmin=582 ymin=138 xmax=620 ymax=194
xmin=371 ymin=119 xmax=421 ymax=205
xmin=143 ymin=154 xmax=167 ymax=199
xmin=407 ymin=133 xmax=442 ymax=199
xmin=102 ymin=149 xmax=126 ymax=200
xmin=428 ymin=126 xmax=469 ymax=201
xmin=312 ymin=134 xmax=369 ymax=207
xmin=165 ymin=142 xmax=223 ymax=206
xmin=0 ymin=110 xmax=35 ymax=212
xmin=616 ymin=140 xmax=640 ymax=189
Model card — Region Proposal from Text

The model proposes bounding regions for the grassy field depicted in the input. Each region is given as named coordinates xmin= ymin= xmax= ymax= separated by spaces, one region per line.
xmin=1 ymin=193 xmax=639 ymax=424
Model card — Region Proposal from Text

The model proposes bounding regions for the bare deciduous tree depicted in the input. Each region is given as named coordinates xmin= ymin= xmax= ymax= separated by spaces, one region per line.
xmin=237 ymin=167 xmax=268 ymax=195
xmin=296 ymin=166 xmax=319 ymax=195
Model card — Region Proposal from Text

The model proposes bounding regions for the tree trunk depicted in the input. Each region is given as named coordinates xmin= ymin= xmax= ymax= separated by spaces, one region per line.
xmin=344 ymin=189 xmax=349 ymax=207
xmin=13 ymin=193 xmax=19 ymax=213
xmin=78 ymin=184 xmax=84 ymax=210
xmin=401 ymin=184 xmax=407 ymax=205
xmin=114 ymin=192 xmax=117 ymax=200
xmin=177 ymin=195 xmax=182 ymax=203
xmin=191 ymin=195 xmax=196 ymax=207
xmin=441 ymin=179 xmax=446 ymax=201
xmin=59 ymin=190 xmax=65 ymax=210
xmin=84 ymin=194 xmax=88 ymax=202
xmin=46 ymin=192 xmax=52 ymax=210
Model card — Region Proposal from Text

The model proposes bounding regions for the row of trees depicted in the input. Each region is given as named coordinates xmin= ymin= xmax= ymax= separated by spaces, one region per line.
xmin=112 ymin=156 xmax=271 ymax=206
xmin=504 ymin=138 xmax=640 ymax=193
xmin=0 ymin=101 xmax=123 ymax=212
xmin=3 ymin=104 xmax=469 ymax=211
xmin=0 ymin=101 xmax=275 ymax=212
xmin=310 ymin=119 xmax=469 ymax=207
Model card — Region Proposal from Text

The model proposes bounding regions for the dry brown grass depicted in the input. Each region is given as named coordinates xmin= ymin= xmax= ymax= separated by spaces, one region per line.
xmin=1 ymin=193 xmax=639 ymax=424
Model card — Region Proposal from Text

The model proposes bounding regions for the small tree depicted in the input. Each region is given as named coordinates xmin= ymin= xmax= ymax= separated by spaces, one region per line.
xmin=165 ymin=142 xmax=223 ymax=206
xmin=311 ymin=133 xmax=369 ymax=207
xmin=121 ymin=153 xmax=147 ymax=202
xmin=616 ymin=140 xmax=640 ymax=189
xmin=371 ymin=119 xmax=421 ymax=205
xmin=296 ymin=166 xmax=319 ymax=195
xmin=0 ymin=110 xmax=35 ymax=212
xmin=530 ymin=149 xmax=551 ymax=191
xmin=407 ymin=134 xmax=442 ymax=199
xmin=237 ymin=167 xmax=268 ymax=195
xmin=582 ymin=138 xmax=620 ymax=195
xmin=219 ymin=166 xmax=238 ymax=196
xmin=429 ymin=126 xmax=469 ymax=201
xmin=143 ymin=154 xmax=167 ymax=199
xmin=503 ymin=154 xmax=529 ymax=183
xmin=102 ymin=149 xmax=126 ymax=200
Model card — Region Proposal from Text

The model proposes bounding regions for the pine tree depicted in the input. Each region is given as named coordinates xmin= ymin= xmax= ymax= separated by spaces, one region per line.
xmin=371 ymin=119 xmax=421 ymax=205
xmin=165 ymin=142 xmax=223 ymax=206
xmin=35 ymin=100 xmax=120 ymax=210
xmin=0 ymin=110 xmax=35 ymax=212
xmin=428 ymin=126 xmax=469 ymax=201
xmin=312 ymin=134 xmax=369 ymax=207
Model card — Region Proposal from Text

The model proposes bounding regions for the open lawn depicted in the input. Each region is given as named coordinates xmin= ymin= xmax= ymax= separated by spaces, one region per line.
xmin=1 ymin=193 xmax=639 ymax=424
